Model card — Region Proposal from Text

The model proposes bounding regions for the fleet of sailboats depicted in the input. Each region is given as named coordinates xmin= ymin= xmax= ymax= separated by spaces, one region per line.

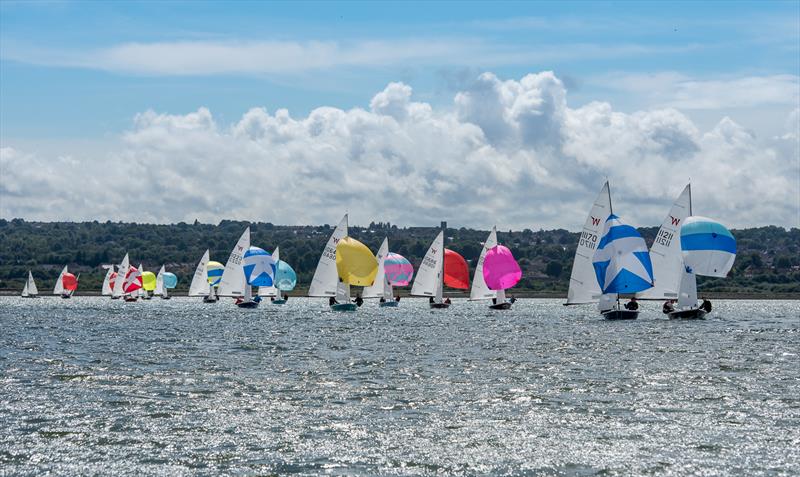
xmin=11 ymin=191 xmax=738 ymax=318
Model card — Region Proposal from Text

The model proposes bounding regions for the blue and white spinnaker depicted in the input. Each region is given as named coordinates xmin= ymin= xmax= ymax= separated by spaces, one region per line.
xmin=680 ymin=216 xmax=736 ymax=277
xmin=243 ymin=246 xmax=276 ymax=287
xmin=592 ymin=214 xmax=654 ymax=294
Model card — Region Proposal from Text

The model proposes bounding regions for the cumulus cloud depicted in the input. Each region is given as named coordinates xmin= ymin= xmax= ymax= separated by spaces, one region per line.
xmin=1 ymin=71 xmax=798 ymax=230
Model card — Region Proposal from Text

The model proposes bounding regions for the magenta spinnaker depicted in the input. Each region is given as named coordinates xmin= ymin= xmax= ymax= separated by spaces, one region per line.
xmin=482 ymin=245 xmax=522 ymax=290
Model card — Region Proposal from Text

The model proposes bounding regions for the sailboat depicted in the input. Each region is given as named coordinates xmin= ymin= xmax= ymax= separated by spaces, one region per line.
xmin=21 ymin=271 xmax=39 ymax=298
xmin=101 ymin=266 xmax=115 ymax=297
xmin=112 ymin=254 xmax=142 ymax=302
xmin=309 ymin=214 xmax=378 ymax=311
xmin=470 ymin=226 xmax=522 ymax=309
xmin=188 ymin=250 xmax=220 ymax=303
xmin=154 ymin=265 xmax=176 ymax=300
xmin=138 ymin=265 xmax=154 ymax=300
xmin=53 ymin=265 xmax=78 ymax=299
xmin=240 ymin=246 xmax=276 ymax=308
xmin=258 ymin=247 xmax=298 ymax=305
xmin=643 ymin=185 xmax=736 ymax=319
xmin=565 ymin=182 xmax=654 ymax=319
xmin=410 ymin=229 xmax=470 ymax=308
xmin=217 ymin=227 xmax=272 ymax=308
xmin=363 ymin=238 xmax=396 ymax=307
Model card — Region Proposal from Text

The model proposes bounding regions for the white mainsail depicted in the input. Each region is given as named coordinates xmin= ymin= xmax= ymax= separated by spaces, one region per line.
xmin=53 ymin=265 xmax=68 ymax=295
xmin=258 ymin=247 xmax=280 ymax=297
xmin=155 ymin=265 xmax=166 ymax=296
xmin=411 ymin=231 xmax=445 ymax=303
xmin=565 ymin=182 xmax=612 ymax=305
xmin=188 ymin=250 xmax=211 ymax=297
xmin=218 ymin=227 xmax=250 ymax=297
xmin=101 ymin=266 xmax=114 ymax=296
xmin=639 ymin=184 xmax=692 ymax=300
xmin=22 ymin=271 xmax=38 ymax=297
xmin=470 ymin=227 xmax=498 ymax=300
xmin=309 ymin=215 xmax=348 ymax=297
xmin=676 ymin=265 xmax=698 ymax=309
xmin=112 ymin=254 xmax=130 ymax=298
xmin=363 ymin=238 xmax=392 ymax=299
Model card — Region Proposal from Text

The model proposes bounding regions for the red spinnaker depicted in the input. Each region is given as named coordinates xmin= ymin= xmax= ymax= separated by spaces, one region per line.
xmin=444 ymin=249 xmax=470 ymax=289
xmin=62 ymin=272 xmax=78 ymax=291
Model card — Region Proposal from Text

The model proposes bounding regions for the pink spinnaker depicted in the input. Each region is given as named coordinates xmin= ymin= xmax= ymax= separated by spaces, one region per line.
xmin=482 ymin=245 xmax=522 ymax=290
xmin=384 ymin=253 xmax=414 ymax=286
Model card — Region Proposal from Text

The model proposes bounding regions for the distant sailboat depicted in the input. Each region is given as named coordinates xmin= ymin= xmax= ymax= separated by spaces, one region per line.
xmin=362 ymin=238 xmax=396 ymax=307
xmin=640 ymin=184 xmax=736 ymax=319
xmin=239 ymin=246 xmax=276 ymax=308
xmin=139 ymin=265 xmax=154 ymax=300
xmin=112 ymin=254 xmax=130 ymax=300
xmin=411 ymin=229 xmax=470 ymax=308
xmin=53 ymin=265 xmax=78 ymax=299
xmin=470 ymin=226 xmax=522 ymax=309
xmin=309 ymin=214 xmax=378 ymax=311
xmin=188 ymin=250 xmax=218 ymax=303
xmin=101 ymin=266 xmax=114 ymax=297
xmin=154 ymin=265 xmax=176 ymax=300
xmin=565 ymin=182 xmax=654 ymax=319
xmin=21 ymin=271 xmax=39 ymax=298
xmin=217 ymin=227 xmax=271 ymax=308
xmin=258 ymin=247 xmax=297 ymax=305
xmin=112 ymin=254 xmax=142 ymax=302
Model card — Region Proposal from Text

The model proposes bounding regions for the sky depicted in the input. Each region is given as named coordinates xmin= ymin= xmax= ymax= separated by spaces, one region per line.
xmin=1 ymin=0 xmax=798 ymax=230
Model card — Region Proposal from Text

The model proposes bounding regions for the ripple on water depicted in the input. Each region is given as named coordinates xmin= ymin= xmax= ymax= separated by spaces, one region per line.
xmin=0 ymin=297 xmax=799 ymax=476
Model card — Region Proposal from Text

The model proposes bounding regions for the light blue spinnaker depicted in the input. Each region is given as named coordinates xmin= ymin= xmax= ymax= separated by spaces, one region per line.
xmin=274 ymin=260 xmax=297 ymax=291
xmin=592 ymin=214 xmax=654 ymax=294
xmin=680 ymin=216 xmax=736 ymax=277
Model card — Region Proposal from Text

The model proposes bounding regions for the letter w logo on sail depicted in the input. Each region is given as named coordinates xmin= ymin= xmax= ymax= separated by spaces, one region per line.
xmin=591 ymin=216 xmax=600 ymax=226
xmin=670 ymin=216 xmax=680 ymax=226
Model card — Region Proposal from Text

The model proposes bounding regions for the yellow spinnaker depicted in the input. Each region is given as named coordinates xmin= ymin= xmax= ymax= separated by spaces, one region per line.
xmin=336 ymin=237 xmax=379 ymax=286
xmin=141 ymin=271 xmax=157 ymax=291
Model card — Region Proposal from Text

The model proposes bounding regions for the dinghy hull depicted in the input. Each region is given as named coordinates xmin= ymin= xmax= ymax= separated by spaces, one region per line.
xmin=602 ymin=309 xmax=638 ymax=320
xmin=489 ymin=302 xmax=512 ymax=310
xmin=430 ymin=303 xmax=451 ymax=309
xmin=331 ymin=303 xmax=357 ymax=312
xmin=271 ymin=299 xmax=287 ymax=305
xmin=379 ymin=301 xmax=399 ymax=307
xmin=668 ymin=308 xmax=707 ymax=320
xmin=202 ymin=296 xmax=218 ymax=303
xmin=236 ymin=300 xmax=259 ymax=309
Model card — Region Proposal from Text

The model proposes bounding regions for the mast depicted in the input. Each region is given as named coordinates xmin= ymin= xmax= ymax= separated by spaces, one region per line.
xmin=607 ymin=180 xmax=613 ymax=215
xmin=688 ymin=181 xmax=693 ymax=216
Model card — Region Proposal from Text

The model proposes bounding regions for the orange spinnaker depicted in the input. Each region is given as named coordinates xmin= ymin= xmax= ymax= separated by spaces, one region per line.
xmin=444 ymin=249 xmax=470 ymax=289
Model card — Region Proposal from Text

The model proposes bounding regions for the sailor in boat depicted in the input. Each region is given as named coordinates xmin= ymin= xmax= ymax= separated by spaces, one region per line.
xmin=379 ymin=297 xmax=386 ymax=304
xmin=395 ymin=295 xmax=401 ymax=302
xmin=355 ymin=294 xmax=364 ymax=307
xmin=662 ymin=300 xmax=676 ymax=314
xmin=701 ymin=298 xmax=712 ymax=313
xmin=624 ymin=297 xmax=639 ymax=311
xmin=329 ymin=297 xmax=337 ymax=306
xmin=445 ymin=297 xmax=452 ymax=305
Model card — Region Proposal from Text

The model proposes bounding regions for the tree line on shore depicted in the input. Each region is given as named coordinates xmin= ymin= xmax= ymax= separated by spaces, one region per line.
xmin=1 ymin=218 xmax=798 ymax=296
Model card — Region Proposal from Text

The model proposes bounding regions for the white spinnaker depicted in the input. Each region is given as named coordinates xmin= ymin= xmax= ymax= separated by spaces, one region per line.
xmin=27 ymin=271 xmax=38 ymax=295
xmin=101 ymin=266 xmax=114 ymax=296
xmin=53 ymin=265 xmax=67 ymax=295
xmin=411 ymin=231 xmax=444 ymax=302
xmin=639 ymin=184 xmax=691 ymax=300
xmin=566 ymin=182 xmax=611 ymax=305
xmin=470 ymin=227 xmax=497 ymax=300
xmin=218 ymin=227 xmax=250 ymax=297
xmin=309 ymin=215 xmax=348 ymax=297
xmin=676 ymin=266 xmax=698 ymax=309
xmin=362 ymin=238 xmax=389 ymax=299
xmin=259 ymin=247 xmax=280 ymax=297
xmin=155 ymin=265 xmax=166 ymax=296
xmin=112 ymin=254 xmax=129 ymax=298
xmin=188 ymin=250 xmax=210 ymax=297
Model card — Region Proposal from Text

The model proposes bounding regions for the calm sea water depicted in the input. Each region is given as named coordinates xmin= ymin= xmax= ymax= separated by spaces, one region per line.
xmin=1 ymin=297 xmax=798 ymax=476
